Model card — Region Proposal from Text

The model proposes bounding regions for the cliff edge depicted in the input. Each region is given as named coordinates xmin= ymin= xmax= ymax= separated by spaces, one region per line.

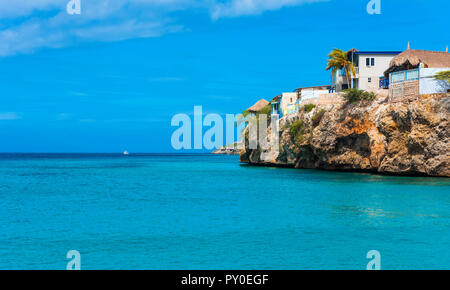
xmin=240 ymin=93 xmax=450 ymax=177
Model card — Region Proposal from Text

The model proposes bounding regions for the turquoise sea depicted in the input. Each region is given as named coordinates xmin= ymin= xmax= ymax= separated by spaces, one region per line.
xmin=0 ymin=154 xmax=449 ymax=270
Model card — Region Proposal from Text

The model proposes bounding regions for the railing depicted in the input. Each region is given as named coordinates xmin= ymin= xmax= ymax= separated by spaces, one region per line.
xmin=379 ymin=77 xmax=389 ymax=89
xmin=271 ymin=103 xmax=282 ymax=117
xmin=390 ymin=69 xmax=419 ymax=84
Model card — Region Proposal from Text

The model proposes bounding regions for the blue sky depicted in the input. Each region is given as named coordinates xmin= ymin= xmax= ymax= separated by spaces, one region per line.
xmin=0 ymin=0 xmax=449 ymax=152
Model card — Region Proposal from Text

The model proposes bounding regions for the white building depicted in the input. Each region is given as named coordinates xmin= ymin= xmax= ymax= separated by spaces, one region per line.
xmin=280 ymin=92 xmax=299 ymax=116
xmin=384 ymin=49 xmax=450 ymax=99
xmin=332 ymin=49 xmax=402 ymax=92
xmin=277 ymin=86 xmax=331 ymax=116
xmin=298 ymin=85 xmax=331 ymax=100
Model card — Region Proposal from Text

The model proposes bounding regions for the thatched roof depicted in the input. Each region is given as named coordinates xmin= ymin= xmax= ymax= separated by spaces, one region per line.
xmin=385 ymin=49 xmax=450 ymax=75
xmin=247 ymin=99 xmax=269 ymax=113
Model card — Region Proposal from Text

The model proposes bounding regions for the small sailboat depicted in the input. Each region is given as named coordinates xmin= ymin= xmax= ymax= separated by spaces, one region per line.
xmin=123 ymin=150 xmax=129 ymax=156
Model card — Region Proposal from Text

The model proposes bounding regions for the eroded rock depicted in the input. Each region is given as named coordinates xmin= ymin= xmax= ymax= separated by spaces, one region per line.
xmin=240 ymin=94 xmax=450 ymax=177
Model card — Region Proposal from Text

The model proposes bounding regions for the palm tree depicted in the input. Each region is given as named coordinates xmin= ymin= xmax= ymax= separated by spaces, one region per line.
xmin=326 ymin=48 xmax=356 ymax=90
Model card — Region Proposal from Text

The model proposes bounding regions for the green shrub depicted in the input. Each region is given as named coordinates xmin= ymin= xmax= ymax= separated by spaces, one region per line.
xmin=312 ymin=109 xmax=326 ymax=127
xmin=296 ymin=134 xmax=306 ymax=144
xmin=343 ymin=89 xmax=376 ymax=103
xmin=289 ymin=120 xmax=304 ymax=136
xmin=258 ymin=105 xmax=271 ymax=116
xmin=434 ymin=70 xmax=450 ymax=83
xmin=257 ymin=105 xmax=271 ymax=125
xmin=303 ymin=104 xmax=316 ymax=112
xmin=289 ymin=120 xmax=306 ymax=143
xmin=242 ymin=110 xmax=251 ymax=118
xmin=239 ymin=105 xmax=272 ymax=127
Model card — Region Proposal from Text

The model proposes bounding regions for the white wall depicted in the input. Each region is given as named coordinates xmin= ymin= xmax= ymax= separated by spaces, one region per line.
xmin=357 ymin=54 xmax=396 ymax=92
xmin=419 ymin=68 xmax=450 ymax=94
xmin=281 ymin=92 xmax=298 ymax=115
xmin=302 ymin=89 xmax=329 ymax=100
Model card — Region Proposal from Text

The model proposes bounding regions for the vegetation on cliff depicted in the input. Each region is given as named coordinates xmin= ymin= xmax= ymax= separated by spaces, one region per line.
xmin=289 ymin=120 xmax=307 ymax=144
xmin=240 ymin=93 xmax=450 ymax=177
xmin=311 ymin=109 xmax=326 ymax=127
xmin=303 ymin=104 xmax=316 ymax=112
xmin=343 ymin=89 xmax=376 ymax=103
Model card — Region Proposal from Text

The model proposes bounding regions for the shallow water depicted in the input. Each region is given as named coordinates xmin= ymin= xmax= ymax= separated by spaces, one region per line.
xmin=0 ymin=154 xmax=448 ymax=269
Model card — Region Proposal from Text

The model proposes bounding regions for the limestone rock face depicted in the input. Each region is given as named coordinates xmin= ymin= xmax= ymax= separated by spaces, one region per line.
xmin=239 ymin=94 xmax=450 ymax=177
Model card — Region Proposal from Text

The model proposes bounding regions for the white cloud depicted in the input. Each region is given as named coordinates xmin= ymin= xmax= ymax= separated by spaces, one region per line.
xmin=0 ymin=0 xmax=198 ymax=19
xmin=211 ymin=0 xmax=328 ymax=20
xmin=0 ymin=0 xmax=195 ymax=57
xmin=0 ymin=112 xmax=22 ymax=120
xmin=0 ymin=0 xmax=327 ymax=57
xmin=0 ymin=0 xmax=62 ymax=19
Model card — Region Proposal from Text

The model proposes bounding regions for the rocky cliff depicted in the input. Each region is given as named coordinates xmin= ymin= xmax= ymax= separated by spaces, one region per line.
xmin=240 ymin=93 xmax=450 ymax=177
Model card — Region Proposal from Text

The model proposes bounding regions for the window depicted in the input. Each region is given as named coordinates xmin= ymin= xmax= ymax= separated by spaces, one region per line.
xmin=366 ymin=58 xmax=375 ymax=66
xmin=368 ymin=77 xmax=372 ymax=83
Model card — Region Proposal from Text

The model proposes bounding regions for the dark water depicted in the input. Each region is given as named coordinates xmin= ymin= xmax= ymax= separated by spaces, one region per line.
xmin=0 ymin=154 xmax=448 ymax=269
